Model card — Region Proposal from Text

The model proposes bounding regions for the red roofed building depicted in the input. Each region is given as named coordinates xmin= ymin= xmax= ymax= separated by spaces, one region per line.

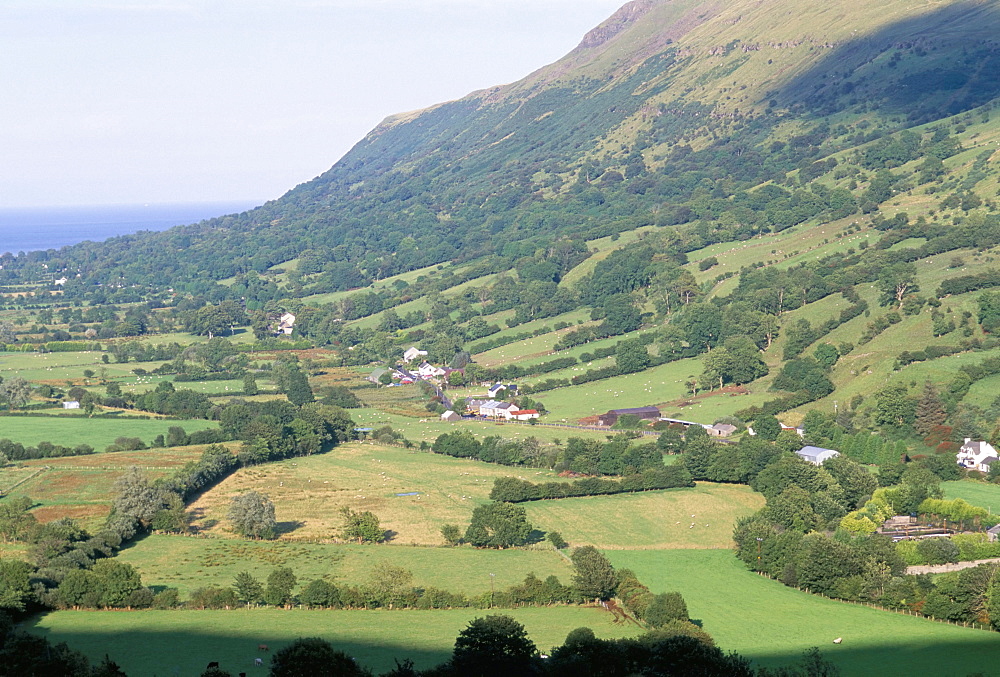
xmin=510 ymin=409 xmax=540 ymax=421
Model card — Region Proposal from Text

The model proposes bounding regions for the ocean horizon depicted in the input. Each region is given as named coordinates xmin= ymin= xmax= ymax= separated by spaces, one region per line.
xmin=0 ymin=200 xmax=261 ymax=255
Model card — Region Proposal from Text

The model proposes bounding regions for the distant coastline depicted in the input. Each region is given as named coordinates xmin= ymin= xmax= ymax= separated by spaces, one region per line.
xmin=0 ymin=200 xmax=261 ymax=255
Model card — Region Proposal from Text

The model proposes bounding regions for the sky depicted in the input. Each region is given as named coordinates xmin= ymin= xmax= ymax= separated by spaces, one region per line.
xmin=1 ymin=0 xmax=627 ymax=209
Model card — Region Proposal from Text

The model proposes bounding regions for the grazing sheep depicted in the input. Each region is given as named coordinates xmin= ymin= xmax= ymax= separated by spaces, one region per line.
xmin=833 ymin=638 xmax=842 ymax=644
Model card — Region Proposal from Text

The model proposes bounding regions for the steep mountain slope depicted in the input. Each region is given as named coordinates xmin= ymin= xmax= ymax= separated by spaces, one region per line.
xmin=3 ymin=0 xmax=1000 ymax=302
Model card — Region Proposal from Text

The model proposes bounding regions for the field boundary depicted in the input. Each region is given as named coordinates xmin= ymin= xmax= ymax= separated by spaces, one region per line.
xmin=0 ymin=466 xmax=47 ymax=496
xmin=756 ymin=572 xmax=996 ymax=633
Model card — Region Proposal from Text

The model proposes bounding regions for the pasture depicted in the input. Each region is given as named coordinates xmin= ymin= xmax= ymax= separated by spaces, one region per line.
xmin=118 ymin=535 xmax=570 ymax=598
xmin=184 ymin=442 xmax=575 ymax=544
xmin=942 ymin=480 xmax=1000 ymax=513
xmin=5 ymin=447 xmax=211 ymax=528
xmin=522 ymin=482 xmax=764 ymax=550
xmin=609 ymin=549 xmax=1000 ymax=676
xmin=0 ymin=415 xmax=219 ymax=449
xmin=30 ymin=605 xmax=640 ymax=676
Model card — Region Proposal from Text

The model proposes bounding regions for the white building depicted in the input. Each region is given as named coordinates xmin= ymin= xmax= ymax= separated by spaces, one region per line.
xmin=795 ymin=445 xmax=840 ymax=466
xmin=403 ymin=346 xmax=428 ymax=363
xmin=277 ymin=312 xmax=296 ymax=335
xmin=957 ymin=438 xmax=999 ymax=473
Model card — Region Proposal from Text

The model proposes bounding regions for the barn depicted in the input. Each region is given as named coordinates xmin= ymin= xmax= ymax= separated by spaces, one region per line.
xmin=597 ymin=406 xmax=661 ymax=427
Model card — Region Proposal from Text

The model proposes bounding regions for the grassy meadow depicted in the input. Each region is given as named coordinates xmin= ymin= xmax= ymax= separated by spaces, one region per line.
xmin=608 ymin=549 xmax=1000 ymax=676
xmin=942 ymin=480 xmax=1000 ymax=514
xmin=0 ymin=415 xmax=218 ymax=449
xmin=118 ymin=535 xmax=571 ymax=598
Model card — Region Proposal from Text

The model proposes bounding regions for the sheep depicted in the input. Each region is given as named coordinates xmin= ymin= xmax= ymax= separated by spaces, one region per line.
xmin=833 ymin=638 xmax=843 ymax=644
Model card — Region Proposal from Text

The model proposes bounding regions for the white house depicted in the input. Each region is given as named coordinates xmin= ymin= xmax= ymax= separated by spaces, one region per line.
xmin=795 ymin=445 xmax=840 ymax=466
xmin=403 ymin=346 xmax=428 ymax=363
xmin=417 ymin=361 xmax=446 ymax=379
xmin=479 ymin=400 xmax=515 ymax=418
xmin=957 ymin=438 xmax=999 ymax=473
xmin=62 ymin=400 xmax=80 ymax=409
xmin=487 ymin=383 xmax=519 ymax=398
xmin=277 ymin=312 xmax=296 ymax=335
xmin=510 ymin=409 xmax=540 ymax=421
xmin=54 ymin=277 xmax=68 ymax=286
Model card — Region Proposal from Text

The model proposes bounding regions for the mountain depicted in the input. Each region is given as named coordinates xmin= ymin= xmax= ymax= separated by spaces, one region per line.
xmin=4 ymin=0 xmax=999 ymax=301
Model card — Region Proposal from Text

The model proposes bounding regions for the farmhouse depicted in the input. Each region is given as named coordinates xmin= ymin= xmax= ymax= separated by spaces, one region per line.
xmin=795 ymin=445 xmax=840 ymax=465
xmin=440 ymin=410 xmax=461 ymax=422
xmin=509 ymin=409 xmax=540 ymax=421
xmin=479 ymin=400 xmax=516 ymax=418
xmin=487 ymin=383 xmax=518 ymax=398
xmin=956 ymin=438 xmax=999 ymax=473
xmin=597 ymin=406 xmax=660 ymax=427
xmin=62 ymin=400 xmax=80 ymax=409
xmin=403 ymin=346 xmax=428 ymax=363
xmin=277 ymin=312 xmax=296 ymax=335
xmin=417 ymin=361 xmax=447 ymax=379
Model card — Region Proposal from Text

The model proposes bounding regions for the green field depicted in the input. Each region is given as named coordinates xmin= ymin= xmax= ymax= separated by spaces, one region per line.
xmin=29 ymin=605 xmax=639 ymax=676
xmin=942 ymin=480 xmax=1000 ymax=514
xmin=608 ymin=549 xmax=1000 ymax=676
xmin=118 ymin=535 xmax=571 ymax=598
xmin=522 ymin=482 xmax=764 ymax=550
xmin=0 ymin=415 xmax=218 ymax=449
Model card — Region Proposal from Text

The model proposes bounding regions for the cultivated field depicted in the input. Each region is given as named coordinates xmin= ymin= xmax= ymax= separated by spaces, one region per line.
xmin=30 ymin=606 xmax=640 ymax=676
xmin=118 ymin=535 xmax=571 ymax=598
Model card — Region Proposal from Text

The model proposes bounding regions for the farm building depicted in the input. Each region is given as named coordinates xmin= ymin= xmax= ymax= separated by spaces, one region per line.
xmin=440 ymin=410 xmax=461 ymax=422
xmin=956 ymin=438 xmax=999 ymax=473
xmin=795 ymin=445 xmax=840 ymax=465
xmin=479 ymin=400 xmax=516 ymax=418
xmin=367 ymin=368 xmax=389 ymax=384
xmin=707 ymin=423 xmax=737 ymax=437
xmin=62 ymin=400 xmax=80 ymax=409
xmin=597 ymin=406 xmax=661 ymax=427
xmin=509 ymin=409 xmax=539 ymax=421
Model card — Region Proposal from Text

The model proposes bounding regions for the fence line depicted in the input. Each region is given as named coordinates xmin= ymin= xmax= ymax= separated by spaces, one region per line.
xmin=0 ymin=467 xmax=47 ymax=496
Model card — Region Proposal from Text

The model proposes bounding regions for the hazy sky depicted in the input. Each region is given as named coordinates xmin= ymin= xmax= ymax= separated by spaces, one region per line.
xmin=2 ymin=0 xmax=626 ymax=208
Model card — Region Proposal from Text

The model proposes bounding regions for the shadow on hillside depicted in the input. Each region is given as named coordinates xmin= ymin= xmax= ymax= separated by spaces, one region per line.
xmin=21 ymin=620 xmax=1000 ymax=676
xmin=274 ymin=520 xmax=305 ymax=536
xmin=774 ymin=0 xmax=1000 ymax=123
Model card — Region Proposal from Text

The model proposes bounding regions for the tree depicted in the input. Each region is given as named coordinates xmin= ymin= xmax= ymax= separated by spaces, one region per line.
xmin=464 ymin=502 xmax=533 ymax=548
xmin=878 ymin=261 xmax=918 ymax=309
xmin=243 ymin=372 xmax=260 ymax=396
xmin=268 ymin=637 xmax=369 ymax=677
xmin=110 ymin=466 xmax=171 ymax=531
xmin=265 ymin=567 xmax=298 ymax=606
xmin=644 ymin=592 xmax=689 ymax=627
xmin=233 ymin=571 xmax=264 ymax=605
xmin=228 ymin=491 xmax=277 ymax=539
xmin=451 ymin=615 xmax=536 ymax=677
xmin=753 ymin=414 xmax=782 ymax=441
xmin=339 ymin=507 xmax=384 ymax=543
xmin=873 ymin=384 xmax=915 ymax=428
xmin=615 ymin=338 xmax=650 ymax=374
xmin=285 ymin=368 xmax=314 ymax=406
xmin=441 ymin=524 xmax=462 ymax=546
xmin=571 ymin=545 xmax=617 ymax=600
xmin=299 ymin=579 xmax=339 ymax=608
xmin=0 ymin=377 xmax=31 ymax=409
xmin=0 ymin=559 xmax=33 ymax=610
xmin=914 ymin=381 xmax=947 ymax=437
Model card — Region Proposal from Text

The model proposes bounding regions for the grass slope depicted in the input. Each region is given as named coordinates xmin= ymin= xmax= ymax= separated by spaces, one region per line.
xmin=608 ymin=549 xmax=1000 ymax=676
xmin=0 ymin=416 xmax=218 ymax=449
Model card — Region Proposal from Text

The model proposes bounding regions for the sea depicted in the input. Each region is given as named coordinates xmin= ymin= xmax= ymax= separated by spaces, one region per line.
xmin=0 ymin=201 xmax=261 ymax=255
